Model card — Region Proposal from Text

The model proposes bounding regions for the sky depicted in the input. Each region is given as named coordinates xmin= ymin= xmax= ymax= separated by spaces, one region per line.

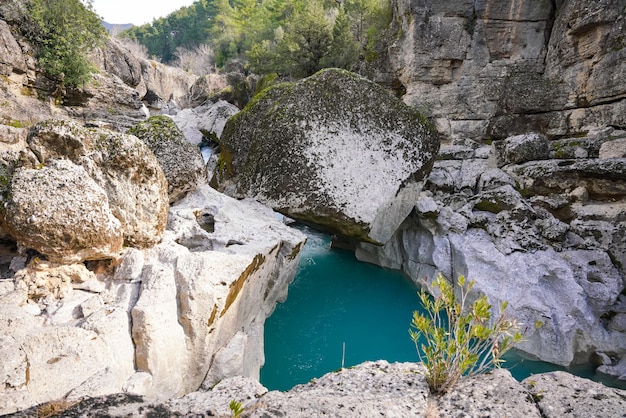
xmin=91 ymin=0 xmax=197 ymax=26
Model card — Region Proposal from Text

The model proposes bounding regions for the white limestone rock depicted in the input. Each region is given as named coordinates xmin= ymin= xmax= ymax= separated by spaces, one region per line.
xmin=168 ymin=99 xmax=239 ymax=145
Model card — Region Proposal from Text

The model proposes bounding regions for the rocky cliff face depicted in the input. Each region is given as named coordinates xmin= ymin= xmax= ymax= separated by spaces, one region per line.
xmin=357 ymin=127 xmax=626 ymax=376
xmin=0 ymin=10 xmax=196 ymax=131
xmin=0 ymin=183 xmax=304 ymax=414
xmin=388 ymin=0 xmax=626 ymax=140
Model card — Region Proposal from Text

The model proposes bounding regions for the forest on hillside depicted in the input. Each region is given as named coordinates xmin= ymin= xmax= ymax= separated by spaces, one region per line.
xmin=121 ymin=0 xmax=392 ymax=79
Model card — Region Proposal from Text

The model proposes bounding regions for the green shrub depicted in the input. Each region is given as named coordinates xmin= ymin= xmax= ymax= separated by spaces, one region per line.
xmin=409 ymin=273 xmax=523 ymax=394
xmin=25 ymin=0 xmax=106 ymax=88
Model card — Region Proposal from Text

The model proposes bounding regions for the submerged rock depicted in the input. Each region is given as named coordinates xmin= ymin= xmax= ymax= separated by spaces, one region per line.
xmin=215 ymin=68 xmax=439 ymax=244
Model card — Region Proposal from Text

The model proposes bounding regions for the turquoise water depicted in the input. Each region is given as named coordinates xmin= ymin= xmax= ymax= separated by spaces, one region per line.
xmin=260 ymin=226 xmax=624 ymax=391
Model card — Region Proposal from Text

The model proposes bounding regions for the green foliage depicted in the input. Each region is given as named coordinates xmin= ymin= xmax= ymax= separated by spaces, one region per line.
xmin=123 ymin=0 xmax=218 ymax=62
xmin=122 ymin=0 xmax=392 ymax=78
xmin=25 ymin=0 xmax=106 ymax=88
xmin=409 ymin=273 xmax=523 ymax=394
xmin=229 ymin=400 xmax=244 ymax=417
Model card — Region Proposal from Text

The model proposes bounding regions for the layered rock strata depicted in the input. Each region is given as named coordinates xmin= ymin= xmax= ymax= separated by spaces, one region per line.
xmin=388 ymin=0 xmax=626 ymax=140
xmin=357 ymin=128 xmax=626 ymax=376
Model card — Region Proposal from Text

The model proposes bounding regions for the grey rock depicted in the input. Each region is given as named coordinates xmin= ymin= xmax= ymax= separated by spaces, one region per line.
xmin=387 ymin=0 xmax=625 ymax=140
xmin=438 ymin=369 xmax=541 ymax=418
xmin=523 ymin=371 xmax=626 ymax=418
xmin=600 ymin=138 xmax=626 ymax=159
xmin=128 ymin=116 xmax=207 ymax=204
xmin=494 ymin=133 xmax=550 ymax=167
xmin=168 ymin=99 xmax=239 ymax=146
xmin=215 ymin=68 xmax=439 ymax=244
xmin=20 ymin=119 xmax=169 ymax=250
xmin=0 ymin=19 xmax=26 ymax=75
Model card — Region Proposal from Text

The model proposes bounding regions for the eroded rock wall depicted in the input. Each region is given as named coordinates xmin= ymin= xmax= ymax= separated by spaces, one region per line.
xmin=356 ymin=128 xmax=626 ymax=372
xmin=0 ymin=185 xmax=305 ymax=414
xmin=389 ymin=0 xmax=626 ymax=140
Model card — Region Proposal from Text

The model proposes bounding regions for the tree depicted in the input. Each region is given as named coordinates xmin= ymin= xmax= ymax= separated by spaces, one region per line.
xmin=321 ymin=6 xmax=360 ymax=70
xmin=274 ymin=3 xmax=333 ymax=78
xmin=25 ymin=0 xmax=106 ymax=88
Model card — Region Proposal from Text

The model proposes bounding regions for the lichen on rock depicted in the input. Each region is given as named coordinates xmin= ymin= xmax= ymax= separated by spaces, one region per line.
xmin=128 ymin=115 xmax=207 ymax=204
xmin=0 ymin=119 xmax=168 ymax=262
xmin=215 ymin=68 xmax=439 ymax=244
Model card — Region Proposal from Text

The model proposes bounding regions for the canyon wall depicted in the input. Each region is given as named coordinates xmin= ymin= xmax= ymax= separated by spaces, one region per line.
xmin=387 ymin=0 xmax=626 ymax=140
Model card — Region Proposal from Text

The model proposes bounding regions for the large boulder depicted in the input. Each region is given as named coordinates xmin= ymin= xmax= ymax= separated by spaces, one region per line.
xmin=0 ymin=120 xmax=168 ymax=262
xmin=3 ymin=159 xmax=123 ymax=263
xmin=215 ymin=68 xmax=439 ymax=244
xmin=128 ymin=116 xmax=207 ymax=204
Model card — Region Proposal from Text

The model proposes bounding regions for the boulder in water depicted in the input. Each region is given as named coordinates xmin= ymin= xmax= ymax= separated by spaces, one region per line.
xmin=214 ymin=68 xmax=439 ymax=244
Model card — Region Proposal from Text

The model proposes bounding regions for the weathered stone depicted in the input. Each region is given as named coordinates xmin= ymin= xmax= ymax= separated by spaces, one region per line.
xmin=21 ymin=120 xmax=169 ymax=249
xmin=168 ymin=99 xmax=239 ymax=146
xmin=128 ymin=116 xmax=207 ymax=204
xmin=130 ymin=184 xmax=305 ymax=399
xmin=523 ymin=371 xmax=626 ymax=418
xmin=13 ymin=362 xmax=626 ymax=418
xmin=0 ymin=184 xmax=305 ymax=414
xmin=138 ymin=59 xmax=197 ymax=110
xmin=216 ymin=68 xmax=438 ymax=244
xmin=438 ymin=369 xmax=541 ymax=417
xmin=247 ymin=361 xmax=430 ymax=417
xmin=493 ymin=133 xmax=550 ymax=167
xmin=0 ymin=20 xmax=25 ymax=75
xmin=507 ymin=159 xmax=626 ymax=201
xmin=387 ymin=0 xmax=626 ymax=140
xmin=3 ymin=159 xmax=123 ymax=263
xmin=600 ymin=138 xmax=626 ymax=159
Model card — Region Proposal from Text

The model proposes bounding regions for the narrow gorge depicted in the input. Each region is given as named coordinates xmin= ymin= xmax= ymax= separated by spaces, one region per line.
xmin=0 ymin=0 xmax=625 ymax=416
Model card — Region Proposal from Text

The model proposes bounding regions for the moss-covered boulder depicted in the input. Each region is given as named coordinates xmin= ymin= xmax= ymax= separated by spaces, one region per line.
xmin=129 ymin=116 xmax=207 ymax=204
xmin=215 ymin=68 xmax=439 ymax=244
xmin=0 ymin=120 xmax=168 ymax=262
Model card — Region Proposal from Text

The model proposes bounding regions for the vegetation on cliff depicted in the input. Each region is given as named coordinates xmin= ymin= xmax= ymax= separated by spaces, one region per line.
xmin=23 ymin=0 xmax=106 ymax=88
xmin=410 ymin=274 xmax=523 ymax=394
xmin=122 ymin=0 xmax=391 ymax=78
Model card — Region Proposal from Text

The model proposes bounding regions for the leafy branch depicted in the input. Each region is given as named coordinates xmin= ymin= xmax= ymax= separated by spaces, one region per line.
xmin=409 ymin=273 xmax=523 ymax=394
